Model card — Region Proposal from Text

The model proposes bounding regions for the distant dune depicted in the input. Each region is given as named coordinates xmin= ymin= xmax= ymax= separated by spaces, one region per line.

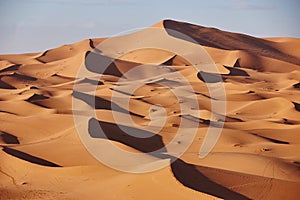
xmin=0 ymin=20 xmax=299 ymax=200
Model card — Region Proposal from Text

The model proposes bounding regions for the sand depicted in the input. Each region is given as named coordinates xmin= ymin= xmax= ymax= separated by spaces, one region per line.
xmin=0 ymin=19 xmax=299 ymax=200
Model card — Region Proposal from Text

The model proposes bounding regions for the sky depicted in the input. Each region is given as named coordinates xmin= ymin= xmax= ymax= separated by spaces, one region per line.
xmin=0 ymin=0 xmax=299 ymax=54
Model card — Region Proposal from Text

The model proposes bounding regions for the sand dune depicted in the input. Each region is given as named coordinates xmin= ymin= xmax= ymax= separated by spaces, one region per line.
xmin=0 ymin=19 xmax=299 ymax=200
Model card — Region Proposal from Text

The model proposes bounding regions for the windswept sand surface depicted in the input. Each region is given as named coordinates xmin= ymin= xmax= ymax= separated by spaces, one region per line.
xmin=0 ymin=20 xmax=300 ymax=200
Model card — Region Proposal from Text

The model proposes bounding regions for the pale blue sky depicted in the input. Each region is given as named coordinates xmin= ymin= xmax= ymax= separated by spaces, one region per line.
xmin=0 ymin=0 xmax=299 ymax=54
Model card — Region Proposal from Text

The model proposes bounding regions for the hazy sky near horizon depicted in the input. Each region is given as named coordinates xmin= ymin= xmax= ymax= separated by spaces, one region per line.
xmin=0 ymin=0 xmax=299 ymax=54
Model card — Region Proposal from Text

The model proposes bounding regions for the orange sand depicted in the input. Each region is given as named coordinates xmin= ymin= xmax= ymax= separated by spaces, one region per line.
xmin=0 ymin=20 xmax=299 ymax=200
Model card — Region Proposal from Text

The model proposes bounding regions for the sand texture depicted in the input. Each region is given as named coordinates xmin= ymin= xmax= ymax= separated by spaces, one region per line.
xmin=0 ymin=20 xmax=300 ymax=200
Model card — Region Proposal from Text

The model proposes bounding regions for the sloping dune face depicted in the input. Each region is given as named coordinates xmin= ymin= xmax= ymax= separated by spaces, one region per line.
xmin=0 ymin=20 xmax=300 ymax=200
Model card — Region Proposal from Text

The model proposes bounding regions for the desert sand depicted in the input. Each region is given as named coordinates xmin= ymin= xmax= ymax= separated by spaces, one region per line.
xmin=0 ymin=19 xmax=300 ymax=200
